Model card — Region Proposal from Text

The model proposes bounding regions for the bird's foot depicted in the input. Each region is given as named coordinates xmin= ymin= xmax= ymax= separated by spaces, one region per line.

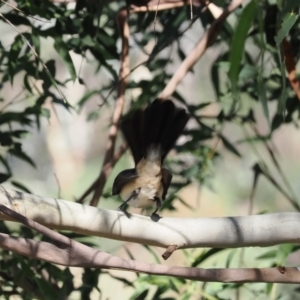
xmin=117 ymin=205 xmax=131 ymax=218
xmin=151 ymin=196 xmax=162 ymax=221
xmin=151 ymin=212 xmax=161 ymax=222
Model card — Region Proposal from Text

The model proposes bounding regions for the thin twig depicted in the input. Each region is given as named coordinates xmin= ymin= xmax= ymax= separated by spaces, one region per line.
xmin=162 ymin=244 xmax=177 ymax=260
xmin=248 ymin=124 xmax=300 ymax=211
xmin=131 ymin=2 xmax=187 ymax=12
xmin=207 ymin=2 xmax=223 ymax=18
xmin=89 ymin=8 xmax=130 ymax=206
xmin=1 ymin=0 xmax=51 ymax=23
xmin=153 ymin=0 xmax=161 ymax=45
xmin=77 ymin=143 xmax=127 ymax=203
xmin=131 ymin=0 xmax=205 ymax=10
xmin=189 ymin=0 xmax=193 ymax=19
xmin=100 ymin=12 xmax=201 ymax=105
xmin=159 ymin=0 xmax=242 ymax=99
xmin=53 ymin=173 xmax=62 ymax=199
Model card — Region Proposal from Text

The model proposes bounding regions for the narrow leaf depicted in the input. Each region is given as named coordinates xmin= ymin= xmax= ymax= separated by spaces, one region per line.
xmin=220 ymin=135 xmax=241 ymax=157
xmin=275 ymin=13 xmax=298 ymax=46
xmin=228 ymin=0 xmax=257 ymax=92
xmin=192 ymin=248 xmax=224 ymax=267
xmin=0 ymin=173 xmax=11 ymax=184
xmin=9 ymin=149 xmax=36 ymax=168
xmin=10 ymin=181 xmax=31 ymax=193
xmin=54 ymin=38 xmax=76 ymax=81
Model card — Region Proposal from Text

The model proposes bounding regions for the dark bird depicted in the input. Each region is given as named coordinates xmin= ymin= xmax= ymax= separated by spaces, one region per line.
xmin=112 ymin=99 xmax=189 ymax=217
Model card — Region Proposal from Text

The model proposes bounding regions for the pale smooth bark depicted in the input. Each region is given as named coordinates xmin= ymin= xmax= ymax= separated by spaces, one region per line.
xmin=1 ymin=185 xmax=300 ymax=249
xmin=0 ymin=203 xmax=299 ymax=284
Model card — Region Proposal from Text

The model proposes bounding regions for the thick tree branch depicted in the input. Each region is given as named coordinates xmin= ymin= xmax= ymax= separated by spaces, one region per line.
xmin=0 ymin=203 xmax=300 ymax=284
xmin=1 ymin=185 xmax=300 ymax=250
xmin=159 ymin=0 xmax=242 ymax=99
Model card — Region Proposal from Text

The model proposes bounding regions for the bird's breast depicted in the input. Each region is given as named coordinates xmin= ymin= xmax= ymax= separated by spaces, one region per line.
xmin=119 ymin=174 xmax=163 ymax=208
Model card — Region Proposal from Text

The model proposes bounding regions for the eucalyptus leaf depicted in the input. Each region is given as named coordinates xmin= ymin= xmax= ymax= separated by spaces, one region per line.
xmin=275 ymin=13 xmax=298 ymax=46
xmin=228 ymin=0 xmax=257 ymax=92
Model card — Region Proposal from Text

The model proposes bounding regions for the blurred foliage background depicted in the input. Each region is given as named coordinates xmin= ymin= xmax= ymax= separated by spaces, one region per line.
xmin=1 ymin=0 xmax=300 ymax=299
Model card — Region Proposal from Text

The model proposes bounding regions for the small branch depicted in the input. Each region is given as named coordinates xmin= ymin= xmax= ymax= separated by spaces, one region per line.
xmin=89 ymin=8 xmax=130 ymax=206
xmin=207 ymin=2 xmax=223 ymax=18
xmin=162 ymin=244 xmax=177 ymax=260
xmin=0 ymin=229 xmax=299 ymax=283
xmin=131 ymin=1 xmax=193 ymax=12
xmin=159 ymin=0 xmax=242 ymax=99
xmin=77 ymin=143 xmax=127 ymax=203
xmin=1 ymin=0 xmax=52 ymax=23
xmin=2 ymin=230 xmax=300 ymax=283
xmin=49 ymin=0 xmax=205 ymax=4
xmin=283 ymin=38 xmax=300 ymax=100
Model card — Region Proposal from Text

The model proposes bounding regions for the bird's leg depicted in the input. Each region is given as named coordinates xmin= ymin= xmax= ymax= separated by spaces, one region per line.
xmin=151 ymin=196 xmax=162 ymax=218
xmin=117 ymin=202 xmax=130 ymax=218
xmin=117 ymin=188 xmax=140 ymax=218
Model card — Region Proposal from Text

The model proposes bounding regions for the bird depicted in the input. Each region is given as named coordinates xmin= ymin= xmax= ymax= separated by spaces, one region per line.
xmin=112 ymin=99 xmax=189 ymax=217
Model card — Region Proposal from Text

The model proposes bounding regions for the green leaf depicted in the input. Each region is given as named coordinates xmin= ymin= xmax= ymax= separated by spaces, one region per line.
xmin=220 ymin=135 xmax=241 ymax=157
xmin=109 ymin=274 xmax=134 ymax=287
xmin=271 ymin=113 xmax=284 ymax=132
xmin=228 ymin=0 xmax=257 ymax=92
xmin=176 ymin=195 xmax=194 ymax=210
xmin=226 ymin=250 xmax=237 ymax=268
xmin=77 ymin=90 xmax=99 ymax=110
xmin=275 ymin=13 xmax=298 ymax=46
xmin=276 ymin=244 xmax=294 ymax=264
xmin=2 ymin=13 xmax=31 ymax=26
xmin=236 ymin=135 xmax=270 ymax=144
xmin=188 ymin=102 xmax=212 ymax=113
xmin=277 ymin=52 xmax=287 ymax=116
xmin=41 ymin=60 xmax=56 ymax=91
xmin=211 ymin=63 xmax=220 ymax=96
xmin=10 ymin=181 xmax=31 ymax=193
xmin=11 ymin=130 xmax=28 ymax=138
xmin=258 ymin=80 xmax=270 ymax=127
xmin=143 ymin=245 xmax=160 ymax=264
xmin=281 ymin=0 xmax=300 ymax=16
xmin=191 ymin=248 xmax=224 ymax=267
xmin=0 ymin=155 xmax=11 ymax=174
xmin=87 ymin=110 xmax=99 ymax=121
xmin=129 ymin=284 xmax=149 ymax=300
xmin=9 ymin=149 xmax=36 ymax=168
xmin=8 ymin=35 xmax=24 ymax=84
xmin=124 ymin=246 xmax=136 ymax=261
xmin=41 ymin=108 xmax=51 ymax=119
xmin=239 ymin=64 xmax=257 ymax=80
xmin=18 ymin=259 xmax=35 ymax=278
xmin=0 ymin=131 xmax=13 ymax=146
xmin=266 ymin=282 xmax=273 ymax=294
xmin=35 ymin=277 xmax=60 ymax=298
xmin=0 ymin=173 xmax=11 ymax=184
xmin=54 ymin=38 xmax=76 ymax=81
xmin=256 ymin=250 xmax=277 ymax=260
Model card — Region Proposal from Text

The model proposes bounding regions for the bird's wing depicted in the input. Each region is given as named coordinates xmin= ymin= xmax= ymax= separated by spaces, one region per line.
xmin=112 ymin=168 xmax=139 ymax=195
xmin=161 ymin=167 xmax=173 ymax=199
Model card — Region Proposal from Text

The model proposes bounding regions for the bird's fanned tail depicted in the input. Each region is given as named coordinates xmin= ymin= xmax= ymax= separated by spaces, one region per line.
xmin=121 ymin=99 xmax=189 ymax=165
